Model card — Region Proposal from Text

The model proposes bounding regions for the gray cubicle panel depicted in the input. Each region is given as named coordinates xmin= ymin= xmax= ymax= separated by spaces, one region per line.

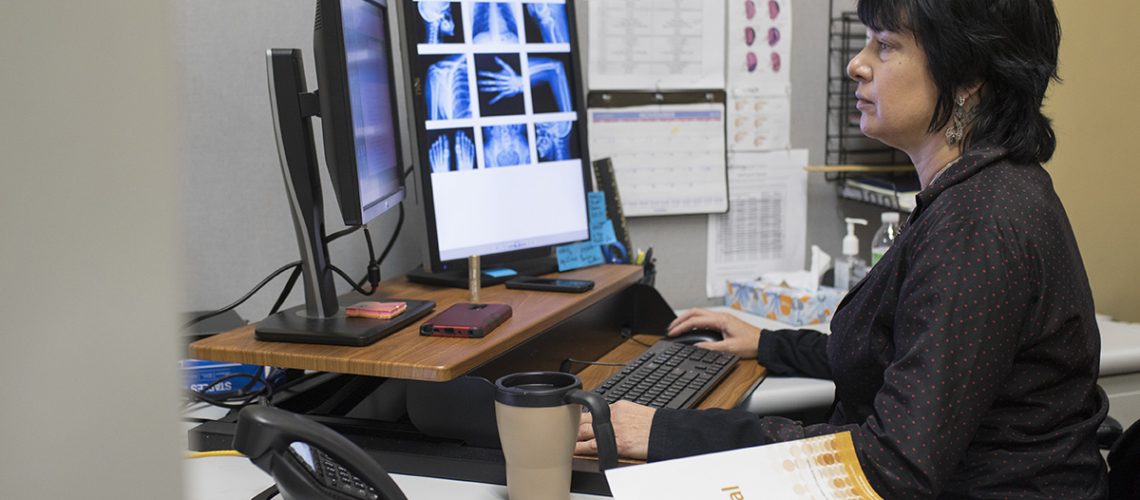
xmin=177 ymin=0 xmax=857 ymax=316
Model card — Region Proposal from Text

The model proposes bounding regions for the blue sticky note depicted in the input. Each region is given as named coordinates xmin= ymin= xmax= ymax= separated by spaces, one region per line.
xmin=483 ymin=268 xmax=518 ymax=278
xmin=556 ymin=241 xmax=605 ymax=272
xmin=587 ymin=191 xmax=607 ymax=223
xmin=590 ymin=219 xmax=617 ymax=246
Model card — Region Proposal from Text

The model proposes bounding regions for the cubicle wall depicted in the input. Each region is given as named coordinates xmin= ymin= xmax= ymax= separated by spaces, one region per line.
xmin=177 ymin=0 xmax=853 ymax=315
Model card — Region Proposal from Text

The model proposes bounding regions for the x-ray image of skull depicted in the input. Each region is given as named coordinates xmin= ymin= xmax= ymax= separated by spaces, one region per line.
xmin=418 ymin=2 xmax=460 ymax=44
xmin=535 ymin=121 xmax=576 ymax=162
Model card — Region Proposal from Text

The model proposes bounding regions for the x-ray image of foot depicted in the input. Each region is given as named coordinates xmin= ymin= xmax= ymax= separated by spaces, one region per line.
xmin=429 ymin=134 xmax=451 ymax=173
xmin=425 ymin=55 xmax=471 ymax=120
xmin=528 ymin=56 xmax=571 ymax=114
xmin=455 ymin=130 xmax=475 ymax=171
xmin=472 ymin=2 xmax=519 ymax=44
xmin=475 ymin=54 xmax=525 ymax=116
xmin=535 ymin=121 xmax=573 ymax=162
xmin=524 ymin=3 xmax=569 ymax=44
xmin=418 ymin=2 xmax=459 ymax=44
xmin=482 ymin=124 xmax=530 ymax=168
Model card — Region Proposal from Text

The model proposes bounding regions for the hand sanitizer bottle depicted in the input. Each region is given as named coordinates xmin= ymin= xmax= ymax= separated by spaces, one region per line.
xmin=835 ymin=218 xmax=867 ymax=291
xmin=871 ymin=212 xmax=901 ymax=266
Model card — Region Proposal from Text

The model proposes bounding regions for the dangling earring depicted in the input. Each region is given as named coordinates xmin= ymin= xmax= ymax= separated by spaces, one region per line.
xmin=945 ymin=95 xmax=966 ymax=146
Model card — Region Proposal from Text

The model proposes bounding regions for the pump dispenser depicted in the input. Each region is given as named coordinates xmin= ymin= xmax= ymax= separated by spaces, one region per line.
xmin=835 ymin=218 xmax=868 ymax=291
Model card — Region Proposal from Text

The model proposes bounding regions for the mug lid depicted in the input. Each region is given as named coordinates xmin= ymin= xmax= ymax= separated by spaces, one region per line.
xmin=494 ymin=371 xmax=582 ymax=408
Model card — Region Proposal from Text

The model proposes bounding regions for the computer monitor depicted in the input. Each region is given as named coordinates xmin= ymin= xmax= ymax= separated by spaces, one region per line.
xmin=399 ymin=0 xmax=592 ymax=282
xmin=255 ymin=0 xmax=434 ymax=345
xmin=315 ymin=0 xmax=406 ymax=226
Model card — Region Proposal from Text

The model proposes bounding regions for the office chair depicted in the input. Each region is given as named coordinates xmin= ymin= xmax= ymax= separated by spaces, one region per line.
xmin=1101 ymin=415 xmax=1140 ymax=500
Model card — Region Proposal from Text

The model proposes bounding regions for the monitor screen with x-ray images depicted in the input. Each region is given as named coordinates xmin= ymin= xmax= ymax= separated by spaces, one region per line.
xmin=404 ymin=0 xmax=589 ymax=265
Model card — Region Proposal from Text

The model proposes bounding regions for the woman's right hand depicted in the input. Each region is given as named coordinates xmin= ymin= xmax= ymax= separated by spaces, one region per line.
xmin=667 ymin=309 xmax=762 ymax=359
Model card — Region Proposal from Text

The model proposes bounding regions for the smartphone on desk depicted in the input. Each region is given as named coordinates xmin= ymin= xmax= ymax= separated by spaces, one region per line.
xmin=419 ymin=303 xmax=512 ymax=338
xmin=504 ymin=276 xmax=594 ymax=293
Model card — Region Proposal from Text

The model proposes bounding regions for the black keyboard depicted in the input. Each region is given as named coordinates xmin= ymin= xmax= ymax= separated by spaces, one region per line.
xmin=592 ymin=341 xmax=739 ymax=410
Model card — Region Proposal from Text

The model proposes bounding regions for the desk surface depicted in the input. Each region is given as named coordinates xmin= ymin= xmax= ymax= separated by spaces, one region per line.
xmin=189 ymin=265 xmax=643 ymax=381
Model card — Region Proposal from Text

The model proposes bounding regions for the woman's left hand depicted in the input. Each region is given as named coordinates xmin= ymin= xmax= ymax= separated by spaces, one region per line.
xmin=575 ymin=401 xmax=656 ymax=460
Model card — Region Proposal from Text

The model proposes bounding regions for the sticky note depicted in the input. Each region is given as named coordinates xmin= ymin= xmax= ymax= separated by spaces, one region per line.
xmin=590 ymin=219 xmax=618 ymax=246
xmin=556 ymin=241 xmax=605 ymax=272
xmin=483 ymin=268 xmax=518 ymax=278
xmin=587 ymin=191 xmax=607 ymax=223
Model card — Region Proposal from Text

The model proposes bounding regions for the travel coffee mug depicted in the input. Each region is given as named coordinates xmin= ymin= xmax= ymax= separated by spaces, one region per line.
xmin=494 ymin=371 xmax=618 ymax=500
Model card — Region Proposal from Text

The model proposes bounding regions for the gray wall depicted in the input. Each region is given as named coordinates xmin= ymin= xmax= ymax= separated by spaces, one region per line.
xmin=1 ymin=1 xmax=184 ymax=498
xmin=178 ymin=0 xmax=858 ymax=318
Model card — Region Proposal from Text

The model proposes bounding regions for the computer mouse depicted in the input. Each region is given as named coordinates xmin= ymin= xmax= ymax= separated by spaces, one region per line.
xmin=668 ymin=329 xmax=723 ymax=346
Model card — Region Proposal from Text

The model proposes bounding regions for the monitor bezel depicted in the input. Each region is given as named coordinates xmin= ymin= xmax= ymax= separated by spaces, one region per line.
xmin=315 ymin=0 xmax=407 ymax=227
xmin=398 ymin=0 xmax=593 ymax=273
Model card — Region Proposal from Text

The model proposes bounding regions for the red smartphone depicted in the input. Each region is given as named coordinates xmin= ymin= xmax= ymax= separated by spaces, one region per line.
xmin=419 ymin=303 xmax=512 ymax=338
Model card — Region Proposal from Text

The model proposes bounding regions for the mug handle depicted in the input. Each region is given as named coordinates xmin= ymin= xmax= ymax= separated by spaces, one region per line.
xmin=565 ymin=389 xmax=618 ymax=471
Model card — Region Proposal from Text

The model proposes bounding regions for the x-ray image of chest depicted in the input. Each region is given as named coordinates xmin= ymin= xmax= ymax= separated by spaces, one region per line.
xmin=481 ymin=124 xmax=531 ymax=168
xmin=535 ymin=120 xmax=580 ymax=163
xmin=528 ymin=54 xmax=572 ymax=114
xmin=471 ymin=2 xmax=520 ymax=44
xmin=423 ymin=54 xmax=472 ymax=121
xmin=415 ymin=2 xmax=465 ymax=44
xmin=475 ymin=53 xmax=526 ymax=117
xmin=426 ymin=127 xmax=477 ymax=173
xmin=523 ymin=2 xmax=570 ymax=44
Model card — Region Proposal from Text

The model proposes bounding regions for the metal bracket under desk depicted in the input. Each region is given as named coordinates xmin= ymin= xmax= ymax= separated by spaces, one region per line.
xmin=188 ymin=282 xmax=677 ymax=496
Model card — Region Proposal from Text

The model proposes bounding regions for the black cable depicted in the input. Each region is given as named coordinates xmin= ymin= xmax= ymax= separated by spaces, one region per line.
xmin=357 ymin=203 xmax=405 ymax=288
xmin=330 ymin=263 xmax=375 ymax=295
xmin=185 ymin=372 xmax=275 ymax=411
xmin=324 ymin=224 xmax=361 ymax=244
xmin=362 ymin=227 xmax=381 ymax=290
xmin=268 ymin=265 xmax=303 ymax=315
xmin=185 ymin=261 xmax=301 ymax=328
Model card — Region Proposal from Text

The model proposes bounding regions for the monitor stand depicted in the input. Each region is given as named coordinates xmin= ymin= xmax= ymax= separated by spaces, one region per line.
xmin=256 ymin=297 xmax=435 ymax=346
xmin=405 ymin=255 xmax=559 ymax=289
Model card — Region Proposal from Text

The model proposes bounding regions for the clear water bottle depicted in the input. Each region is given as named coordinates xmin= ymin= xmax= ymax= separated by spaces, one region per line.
xmin=871 ymin=212 xmax=901 ymax=266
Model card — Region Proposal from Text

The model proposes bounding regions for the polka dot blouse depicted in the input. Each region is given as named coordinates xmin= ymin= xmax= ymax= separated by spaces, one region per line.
xmin=648 ymin=146 xmax=1109 ymax=498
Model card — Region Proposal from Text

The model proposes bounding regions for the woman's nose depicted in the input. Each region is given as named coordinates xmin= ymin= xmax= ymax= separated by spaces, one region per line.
xmin=847 ymin=50 xmax=870 ymax=82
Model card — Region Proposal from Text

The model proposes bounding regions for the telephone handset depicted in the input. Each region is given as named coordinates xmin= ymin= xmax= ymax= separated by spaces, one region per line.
xmin=234 ymin=406 xmax=408 ymax=500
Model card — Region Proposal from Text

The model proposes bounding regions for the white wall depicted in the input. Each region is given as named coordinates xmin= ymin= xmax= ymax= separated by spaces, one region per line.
xmin=0 ymin=1 xmax=184 ymax=498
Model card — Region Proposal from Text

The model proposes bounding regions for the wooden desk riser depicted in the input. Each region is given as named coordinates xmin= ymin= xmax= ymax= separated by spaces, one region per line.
xmin=190 ymin=264 xmax=765 ymax=408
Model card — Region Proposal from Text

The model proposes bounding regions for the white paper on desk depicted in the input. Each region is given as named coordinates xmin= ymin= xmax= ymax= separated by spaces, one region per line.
xmin=587 ymin=0 xmax=725 ymax=90
xmin=706 ymin=149 xmax=808 ymax=298
xmin=606 ymin=432 xmax=882 ymax=500
xmin=588 ymin=103 xmax=728 ymax=217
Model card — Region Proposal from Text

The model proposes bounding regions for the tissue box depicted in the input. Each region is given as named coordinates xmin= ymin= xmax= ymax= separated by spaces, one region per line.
xmin=725 ymin=281 xmax=846 ymax=326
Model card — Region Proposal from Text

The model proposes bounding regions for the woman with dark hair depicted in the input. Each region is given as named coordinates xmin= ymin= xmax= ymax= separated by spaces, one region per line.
xmin=576 ymin=0 xmax=1109 ymax=496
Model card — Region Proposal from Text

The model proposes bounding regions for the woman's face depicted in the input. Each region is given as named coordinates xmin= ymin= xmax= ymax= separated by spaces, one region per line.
xmin=847 ymin=29 xmax=940 ymax=152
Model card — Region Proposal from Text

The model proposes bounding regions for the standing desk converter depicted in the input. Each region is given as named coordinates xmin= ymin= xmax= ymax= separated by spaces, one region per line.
xmin=189 ymin=264 xmax=766 ymax=495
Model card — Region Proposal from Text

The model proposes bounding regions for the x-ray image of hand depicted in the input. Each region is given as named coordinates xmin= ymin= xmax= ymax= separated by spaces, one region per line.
xmin=478 ymin=57 xmax=524 ymax=105
xmin=429 ymin=134 xmax=451 ymax=173
xmin=536 ymin=121 xmax=573 ymax=162
xmin=426 ymin=55 xmax=471 ymax=120
xmin=525 ymin=3 xmax=569 ymax=43
xmin=482 ymin=124 xmax=529 ymax=168
xmin=418 ymin=2 xmax=455 ymax=44
xmin=455 ymin=130 xmax=475 ymax=171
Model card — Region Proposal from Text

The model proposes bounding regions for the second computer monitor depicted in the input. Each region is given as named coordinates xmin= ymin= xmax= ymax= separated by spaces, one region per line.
xmin=402 ymin=0 xmax=590 ymax=270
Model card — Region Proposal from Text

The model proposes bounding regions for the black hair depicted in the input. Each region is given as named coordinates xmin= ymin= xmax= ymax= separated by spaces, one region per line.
xmin=857 ymin=0 xmax=1061 ymax=164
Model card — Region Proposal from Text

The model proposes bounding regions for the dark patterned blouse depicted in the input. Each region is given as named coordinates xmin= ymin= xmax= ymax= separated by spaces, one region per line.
xmin=648 ymin=146 xmax=1109 ymax=498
